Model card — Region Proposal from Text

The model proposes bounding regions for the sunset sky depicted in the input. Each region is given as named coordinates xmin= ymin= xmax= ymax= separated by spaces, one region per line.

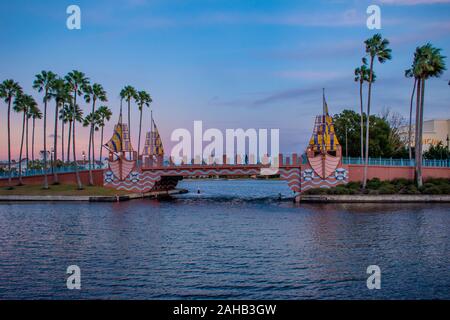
xmin=1 ymin=0 xmax=449 ymax=160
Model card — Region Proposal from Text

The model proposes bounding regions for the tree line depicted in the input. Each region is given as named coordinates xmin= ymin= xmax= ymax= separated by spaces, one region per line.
xmin=351 ymin=34 xmax=446 ymax=188
xmin=0 ymin=71 xmax=152 ymax=190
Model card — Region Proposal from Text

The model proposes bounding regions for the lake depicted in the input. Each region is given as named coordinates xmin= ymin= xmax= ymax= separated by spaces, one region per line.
xmin=0 ymin=179 xmax=448 ymax=299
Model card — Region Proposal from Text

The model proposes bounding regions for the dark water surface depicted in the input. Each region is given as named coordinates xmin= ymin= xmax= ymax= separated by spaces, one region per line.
xmin=0 ymin=180 xmax=449 ymax=299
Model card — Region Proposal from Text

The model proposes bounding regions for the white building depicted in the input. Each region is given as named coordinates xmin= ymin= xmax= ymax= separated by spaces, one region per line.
xmin=399 ymin=119 xmax=450 ymax=151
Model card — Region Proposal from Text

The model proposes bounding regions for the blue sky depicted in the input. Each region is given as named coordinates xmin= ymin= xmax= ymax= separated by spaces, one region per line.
xmin=1 ymin=0 xmax=449 ymax=158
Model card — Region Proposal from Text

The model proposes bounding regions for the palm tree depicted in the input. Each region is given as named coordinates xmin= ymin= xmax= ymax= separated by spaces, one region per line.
xmin=49 ymin=78 xmax=71 ymax=183
xmin=362 ymin=34 xmax=392 ymax=189
xmin=64 ymin=103 xmax=84 ymax=164
xmin=354 ymin=62 xmax=376 ymax=161
xmin=65 ymin=70 xmax=90 ymax=189
xmin=404 ymin=69 xmax=417 ymax=161
xmin=33 ymin=71 xmax=57 ymax=189
xmin=59 ymin=104 xmax=69 ymax=163
xmin=82 ymin=111 xmax=101 ymax=169
xmin=410 ymin=44 xmax=446 ymax=187
xmin=29 ymin=104 xmax=42 ymax=163
xmin=25 ymin=100 xmax=30 ymax=170
xmin=13 ymin=93 xmax=27 ymax=186
xmin=136 ymin=90 xmax=152 ymax=166
xmin=0 ymin=79 xmax=23 ymax=188
xmin=97 ymin=105 xmax=112 ymax=164
xmin=60 ymin=104 xmax=73 ymax=163
xmin=121 ymin=85 xmax=137 ymax=144
xmin=84 ymin=83 xmax=107 ymax=185
xmin=91 ymin=113 xmax=101 ymax=168
xmin=13 ymin=94 xmax=37 ymax=185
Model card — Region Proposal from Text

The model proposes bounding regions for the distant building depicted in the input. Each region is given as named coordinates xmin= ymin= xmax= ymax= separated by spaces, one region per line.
xmin=399 ymin=119 xmax=450 ymax=152
xmin=75 ymin=160 xmax=105 ymax=169
xmin=0 ymin=159 xmax=28 ymax=172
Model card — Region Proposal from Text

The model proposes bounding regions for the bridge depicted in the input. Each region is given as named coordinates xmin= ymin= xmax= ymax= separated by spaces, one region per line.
xmin=106 ymin=156 xmax=303 ymax=193
xmin=1 ymin=156 xmax=449 ymax=194
xmin=101 ymin=105 xmax=450 ymax=194
xmin=2 ymin=103 xmax=449 ymax=194
xmin=102 ymin=154 xmax=450 ymax=194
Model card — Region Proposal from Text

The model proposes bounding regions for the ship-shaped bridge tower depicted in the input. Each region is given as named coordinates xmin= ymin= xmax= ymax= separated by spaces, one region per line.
xmin=300 ymin=90 xmax=348 ymax=192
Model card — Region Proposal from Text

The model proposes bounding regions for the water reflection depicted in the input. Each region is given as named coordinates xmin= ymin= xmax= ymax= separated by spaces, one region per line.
xmin=0 ymin=180 xmax=448 ymax=299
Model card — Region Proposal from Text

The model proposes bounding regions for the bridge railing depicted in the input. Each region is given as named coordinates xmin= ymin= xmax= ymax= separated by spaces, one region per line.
xmin=0 ymin=165 xmax=105 ymax=179
xmin=342 ymin=157 xmax=450 ymax=167
xmin=2 ymin=156 xmax=449 ymax=179
xmin=160 ymin=155 xmax=450 ymax=168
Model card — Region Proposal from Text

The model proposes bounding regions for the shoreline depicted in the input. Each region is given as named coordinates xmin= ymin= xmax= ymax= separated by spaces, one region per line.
xmin=298 ymin=194 xmax=450 ymax=203
xmin=0 ymin=188 xmax=188 ymax=202
xmin=2 ymin=187 xmax=449 ymax=203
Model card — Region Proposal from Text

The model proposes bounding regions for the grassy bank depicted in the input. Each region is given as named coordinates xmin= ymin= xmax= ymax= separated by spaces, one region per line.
xmin=304 ymin=178 xmax=450 ymax=195
xmin=0 ymin=184 xmax=131 ymax=196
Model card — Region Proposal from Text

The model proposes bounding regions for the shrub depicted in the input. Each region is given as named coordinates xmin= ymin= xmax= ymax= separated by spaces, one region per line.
xmin=399 ymin=184 xmax=420 ymax=194
xmin=391 ymin=178 xmax=412 ymax=187
xmin=346 ymin=181 xmax=361 ymax=190
xmin=329 ymin=186 xmax=351 ymax=195
xmin=438 ymin=184 xmax=450 ymax=194
xmin=378 ymin=185 xmax=397 ymax=194
xmin=304 ymin=187 xmax=329 ymax=195
xmin=367 ymin=178 xmax=382 ymax=190
xmin=424 ymin=178 xmax=450 ymax=186
xmin=305 ymin=178 xmax=450 ymax=195
xmin=381 ymin=181 xmax=402 ymax=193
xmin=421 ymin=186 xmax=442 ymax=195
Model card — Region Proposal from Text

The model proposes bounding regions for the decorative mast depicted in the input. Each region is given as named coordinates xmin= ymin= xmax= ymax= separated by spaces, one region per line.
xmin=322 ymin=88 xmax=327 ymax=154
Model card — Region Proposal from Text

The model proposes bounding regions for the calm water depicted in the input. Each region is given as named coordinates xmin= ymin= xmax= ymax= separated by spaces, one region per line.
xmin=0 ymin=180 xmax=449 ymax=299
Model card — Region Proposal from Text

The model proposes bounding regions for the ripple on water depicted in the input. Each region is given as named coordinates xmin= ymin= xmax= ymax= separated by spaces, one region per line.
xmin=0 ymin=180 xmax=449 ymax=299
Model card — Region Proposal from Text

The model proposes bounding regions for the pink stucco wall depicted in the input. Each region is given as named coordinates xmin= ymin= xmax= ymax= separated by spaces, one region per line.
xmin=0 ymin=170 xmax=104 ymax=187
xmin=348 ymin=165 xmax=450 ymax=182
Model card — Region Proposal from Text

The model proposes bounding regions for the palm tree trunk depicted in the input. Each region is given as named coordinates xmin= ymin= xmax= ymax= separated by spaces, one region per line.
xmin=138 ymin=107 xmax=143 ymax=167
xmin=100 ymin=125 xmax=104 ymax=166
xmin=128 ymin=99 xmax=131 ymax=142
xmin=53 ymin=101 xmax=59 ymax=184
xmin=408 ymin=78 xmax=417 ymax=161
xmin=18 ymin=112 xmax=26 ymax=186
xmin=67 ymin=121 xmax=72 ymax=163
xmin=88 ymin=100 xmax=96 ymax=186
xmin=72 ymin=93 xmax=83 ymax=189
xmin=7 ymin=99 xmax=12 ymax=188
xmin=362 ymin=56 xmax=374 ymax=189
xmin=26 ymin=115 xmax=29 ymax=171
xmin=87 ymin=122 xmax=93 ymax=184
xmin=43 ymin=96 xmax=49 ymax=189
xmin=359 ymin=80 xmax=364 ymax=160
xmin=127 ymin=99 xmax=131 ymax=160
xmin=417 ymin=78 xmax=425 ymax=188
xmin=414 ymin=78 xmax=422 ymax=187
xmin=92 ymin=131 xmax=96 ymax=170
xmin=61 ymin=121 xmax=65 ymax=163
xmin=32 ymin=117 xmax=35 ymax=162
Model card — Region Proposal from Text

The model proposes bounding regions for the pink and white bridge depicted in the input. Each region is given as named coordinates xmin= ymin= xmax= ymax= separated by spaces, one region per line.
xmin=103 ymin=153 xmax=349 ymax=194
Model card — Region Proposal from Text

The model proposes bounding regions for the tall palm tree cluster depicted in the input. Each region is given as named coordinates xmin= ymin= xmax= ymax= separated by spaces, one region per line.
xmin=119 ymin=86 xmax=153 ymax=167
xmin=0 ymin=71 xmax=113 ymax=190
xmin=354 ymin=34 xmax=446 ymax=188
xmin=405 ymin=44 xmax=446 ymax=187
